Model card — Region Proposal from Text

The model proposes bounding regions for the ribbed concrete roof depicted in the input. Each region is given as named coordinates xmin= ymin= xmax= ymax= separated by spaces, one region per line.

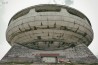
xmin=6 ymin=4 xmax=93 ymax=50
xmin=8 ymin=4 xmax=91 ymax=26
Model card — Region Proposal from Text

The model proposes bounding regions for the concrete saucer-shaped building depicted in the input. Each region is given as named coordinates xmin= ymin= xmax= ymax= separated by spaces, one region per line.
xmin=1 ymin=4 xmax=98 ymax=64
xmin=7 ymin=4 xmax=93 ymax=50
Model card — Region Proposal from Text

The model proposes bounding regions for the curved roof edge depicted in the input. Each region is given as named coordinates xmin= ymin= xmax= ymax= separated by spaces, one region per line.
xmin=8 ymin=4 xmax=91 ymax=26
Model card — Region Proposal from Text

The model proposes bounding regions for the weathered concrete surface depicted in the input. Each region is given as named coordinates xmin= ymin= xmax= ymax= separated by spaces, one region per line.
xmin=6 ymin=4 xmax=93 ymax=50
xmin=1 ymin=4 xmax=98 ymax=64
xmin=0 ymin=44 xmax=98 ymax=64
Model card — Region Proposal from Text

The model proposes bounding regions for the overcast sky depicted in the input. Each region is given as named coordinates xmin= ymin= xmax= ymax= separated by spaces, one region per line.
xmin=0 ymin=0 xmax=98 ymax=60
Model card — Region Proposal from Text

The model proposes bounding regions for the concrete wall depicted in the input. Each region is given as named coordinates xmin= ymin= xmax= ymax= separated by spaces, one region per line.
xmin=1 ymin=44 xmax=98 ymax=64
xmin=6 ymin=5 xmax=93 ymax=50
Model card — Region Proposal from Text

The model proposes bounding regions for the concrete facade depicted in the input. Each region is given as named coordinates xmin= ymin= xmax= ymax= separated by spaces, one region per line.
xmin=0 ymin=4 xmax=98 ymax=64
xmin=1 ymin=44 xmax=98 ymax=64
xmin=7 ymin=4 xmax=93 ymax=50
